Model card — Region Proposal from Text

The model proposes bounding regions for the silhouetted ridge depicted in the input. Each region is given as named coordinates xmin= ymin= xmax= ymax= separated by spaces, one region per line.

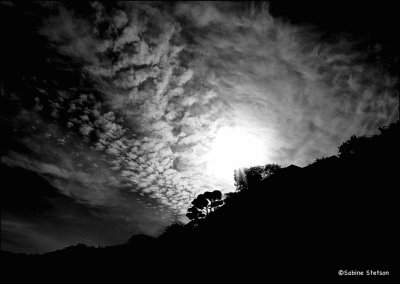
xmin=2 ymin=121 xmax=398 ymax=280
xmin=125 ymin=234 xmax=155 ymax=245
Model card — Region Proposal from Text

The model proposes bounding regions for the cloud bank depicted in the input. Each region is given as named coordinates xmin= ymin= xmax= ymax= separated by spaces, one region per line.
xmin=3 ymin=1 xmax=398 ymax=225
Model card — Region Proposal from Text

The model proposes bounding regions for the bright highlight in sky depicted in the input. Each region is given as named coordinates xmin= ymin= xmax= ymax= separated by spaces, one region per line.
xmin=205 ymin=126 xmax=269 ymax=185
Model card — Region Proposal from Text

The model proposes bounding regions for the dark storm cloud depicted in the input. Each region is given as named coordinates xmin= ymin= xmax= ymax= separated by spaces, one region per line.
xmin=1 ymin=1 xmax=398 ymax=253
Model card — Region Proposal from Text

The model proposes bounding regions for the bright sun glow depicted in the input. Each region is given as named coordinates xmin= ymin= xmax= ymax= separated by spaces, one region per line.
xmin=205 ymin=126 xmax=268 ymax=184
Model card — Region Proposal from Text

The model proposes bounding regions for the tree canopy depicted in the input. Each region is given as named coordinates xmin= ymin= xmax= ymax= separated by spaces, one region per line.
xmin=234 ymin=164 xmax=281 ymax=191
xmin=186 ymin=190 xmax=223 ymax=221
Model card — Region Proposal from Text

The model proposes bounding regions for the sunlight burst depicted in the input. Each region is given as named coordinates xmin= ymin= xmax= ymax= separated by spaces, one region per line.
xmin=205 ymin=126 xmax=269 ymax=184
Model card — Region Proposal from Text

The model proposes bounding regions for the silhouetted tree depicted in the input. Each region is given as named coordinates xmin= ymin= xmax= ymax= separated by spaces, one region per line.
xmin=186 ymin=206 xmax=206 ymax=220
xmin=234 ymin=164 xmax=281 ymax=191
xmin=203 ymin=190 xmax=224 ymax=210
xmin=186 ymin=190 xmax=223 ymax=221
xmin=262 ymin=164 xmax=281 ymax=178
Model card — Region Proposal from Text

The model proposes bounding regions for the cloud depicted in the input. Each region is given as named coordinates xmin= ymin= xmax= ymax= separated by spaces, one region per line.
xmin=1 ymin=106 xmax=174 ymax=235
xmin=6 ymin=1 xmax=398 ymax=222
xmin=175 ymin=2 xmax=399 ymax=166
xmin=1 ymin=160 xmax=175 ymax=253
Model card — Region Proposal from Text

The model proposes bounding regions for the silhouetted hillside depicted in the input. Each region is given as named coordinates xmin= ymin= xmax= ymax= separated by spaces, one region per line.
xmin=2 ymin=121 xmax=398 ymax=280
xmin=125 ymin=234 xmax=155 ymax=246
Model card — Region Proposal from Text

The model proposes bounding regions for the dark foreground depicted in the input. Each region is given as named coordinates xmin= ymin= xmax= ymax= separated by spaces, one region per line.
xmin=2 ymin=122 xmax=398 ymax=281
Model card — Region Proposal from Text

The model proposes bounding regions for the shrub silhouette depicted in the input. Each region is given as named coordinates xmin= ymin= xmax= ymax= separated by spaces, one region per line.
xmin=338 ymin=135 xmax=370 ymax=158
xmin=162 ymin=222 xmax=186 ymax=236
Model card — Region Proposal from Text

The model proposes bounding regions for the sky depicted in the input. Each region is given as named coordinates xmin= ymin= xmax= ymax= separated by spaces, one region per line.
xmin=1 ymin=1 xmax=399 ymax=253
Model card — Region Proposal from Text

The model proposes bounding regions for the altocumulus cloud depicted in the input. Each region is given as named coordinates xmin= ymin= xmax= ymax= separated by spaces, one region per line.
xmin=3 ymin=1 xmax=399 ymax=224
